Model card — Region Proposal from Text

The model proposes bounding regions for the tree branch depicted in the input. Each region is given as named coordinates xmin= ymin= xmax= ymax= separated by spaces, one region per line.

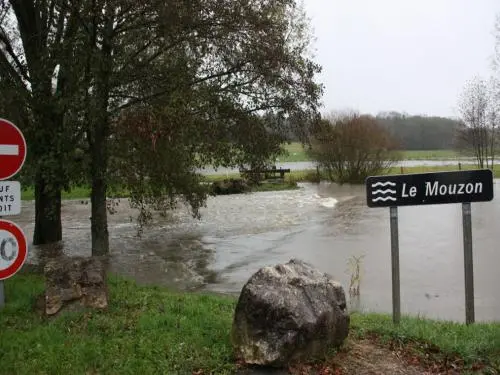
xmin=0 ymin=46 xmax=29 ymax=93
xmin=0 ymin=28 xmax=29 ymax=81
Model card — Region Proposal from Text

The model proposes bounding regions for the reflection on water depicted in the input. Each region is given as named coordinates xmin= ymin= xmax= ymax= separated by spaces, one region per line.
xmin=13 ymin=181 xmax=500 ymax=323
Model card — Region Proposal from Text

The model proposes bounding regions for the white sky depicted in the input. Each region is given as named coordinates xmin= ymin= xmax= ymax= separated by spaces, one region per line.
xmin=303 ymin=0 xmax=500 ymax=118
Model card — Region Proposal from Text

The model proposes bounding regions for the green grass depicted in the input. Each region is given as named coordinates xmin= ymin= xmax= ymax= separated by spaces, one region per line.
xmin=351 ymin=312 xmax=500 ymax=371
xmin=251 ymin=181 xmax=299 ymax=192
xmin=278 ymin=142 xmax=311 ymax=162
xmin=21 ymin=186 xmax=92 ymax=201
xmin=402 ymin=149 xmax=462 ymax=160
xmin=19 ymin=179 xmax=298 ymax=201
xmin=387 ymin=164 xmax=500 ymax=177
xmin=0 ymin=274 xmax=237 ymax=375
xmin=21 ymin=186 xmax=130 ymax=201
xmin=1 ymin=274 xmax=498 ymax=374
xmin=283 ymin=164 xmax=500 ymax=183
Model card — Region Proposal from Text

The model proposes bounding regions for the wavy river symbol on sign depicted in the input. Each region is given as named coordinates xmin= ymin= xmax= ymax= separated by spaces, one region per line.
xmin=371 ymin=181 xmax=397 ymax=202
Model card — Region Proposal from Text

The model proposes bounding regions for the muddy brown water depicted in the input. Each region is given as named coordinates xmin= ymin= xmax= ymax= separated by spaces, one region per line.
xmin=198 ymin=158 xmax=485 ymax=175
xmin=12 ymin=181 xmax=500 ymax=323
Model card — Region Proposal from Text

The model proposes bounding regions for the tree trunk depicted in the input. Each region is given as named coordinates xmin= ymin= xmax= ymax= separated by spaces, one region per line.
xmin=33 ymin=175 xmax=62 ymax=245
xmin=87 ymin=10 xmax=113 ymax=256
xmin=90 ymin=158 xmax=109 ymax=256
xmin=31 ymin=107 xmax=65 ymax=246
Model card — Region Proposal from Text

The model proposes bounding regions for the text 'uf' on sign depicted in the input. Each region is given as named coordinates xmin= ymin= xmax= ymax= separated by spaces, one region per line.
xmin=366 ymin=169 xmax=494 ymax=208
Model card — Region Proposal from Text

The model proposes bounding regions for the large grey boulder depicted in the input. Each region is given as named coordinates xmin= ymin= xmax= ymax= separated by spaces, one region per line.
xmin=232 ymin=259 xmax=349 ymax=367
xmin=44 ymin=256 xmax=108 ymax=316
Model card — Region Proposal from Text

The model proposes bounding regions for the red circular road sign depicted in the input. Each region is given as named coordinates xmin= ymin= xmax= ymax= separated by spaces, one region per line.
xmin=0 ymin=118 xmax=27 ymax=180
xmin=0 ymin=219 xmax=28 ymax=280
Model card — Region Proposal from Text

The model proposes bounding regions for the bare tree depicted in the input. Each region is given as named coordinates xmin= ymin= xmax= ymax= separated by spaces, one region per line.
xmin=307 ymin=112 xmax=401 ymax=184
xmin=456 ymin=76 xmax=497 ymax=169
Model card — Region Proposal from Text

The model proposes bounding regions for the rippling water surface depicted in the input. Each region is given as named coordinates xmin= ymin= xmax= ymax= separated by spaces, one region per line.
xmin=14 ymin=180 xmax=500 ymax=323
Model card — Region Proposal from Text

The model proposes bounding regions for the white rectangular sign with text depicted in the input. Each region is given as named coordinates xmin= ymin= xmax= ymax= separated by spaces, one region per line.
xmin=0 ymin=181 xmax=21 ymax=216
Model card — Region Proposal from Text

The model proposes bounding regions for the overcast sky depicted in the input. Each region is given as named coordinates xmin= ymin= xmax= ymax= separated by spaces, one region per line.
xmin=302 ymin=0 xmax=500 ymax=118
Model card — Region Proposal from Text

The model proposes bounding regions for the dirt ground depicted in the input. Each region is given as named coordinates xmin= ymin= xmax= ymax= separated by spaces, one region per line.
xmin=237 ymin=337 xmax=478 ymax=375
xmin=328 ymin=339 xmax=442 ymax=375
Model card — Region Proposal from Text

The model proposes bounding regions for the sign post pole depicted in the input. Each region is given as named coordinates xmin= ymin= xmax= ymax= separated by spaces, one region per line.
xmin=0 ymin=214 xmax=3 ymax=307
xmin=462 ymin=202 xmax=475 ymax=325
xmin=366 ymin=169 xmax=493 ymax=325
xmin=389 ymin=206 xmax=401 ymax=324
xmin=0 ymin=280 xmax=4 ymax=308
xmin=0 ymin=118 xmax=29 ymax=309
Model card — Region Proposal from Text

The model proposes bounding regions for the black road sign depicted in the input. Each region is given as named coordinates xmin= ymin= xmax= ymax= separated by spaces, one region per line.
xmin=366 ymin=169 xmax=494 ymax=208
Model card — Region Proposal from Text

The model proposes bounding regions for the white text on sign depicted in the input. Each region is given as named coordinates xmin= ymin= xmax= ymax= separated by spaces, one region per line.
xmin=401 ymin=181 xmax=484 ymax=198
xmin=0 ymin=181 xmax=21 ymax=216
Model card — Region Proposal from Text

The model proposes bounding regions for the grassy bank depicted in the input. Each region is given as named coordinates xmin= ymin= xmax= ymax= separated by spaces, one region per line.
xmin=279 ymin=143 xmax=465 ymax=163
xmin=401 ymin=149 xmax=462 ymax=160
xmin=1 ymin=274 xmax=498 ymax=374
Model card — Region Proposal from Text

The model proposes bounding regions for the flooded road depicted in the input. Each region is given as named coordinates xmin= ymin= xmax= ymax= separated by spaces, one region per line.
xmin=14 ymin=181 xmax=500 ymax=323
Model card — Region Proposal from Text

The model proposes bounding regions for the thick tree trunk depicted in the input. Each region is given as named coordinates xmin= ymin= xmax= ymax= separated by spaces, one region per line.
xmin=88 ymin=96 xmax=111 ymax=256
xmin=33 ymin=176 xmax=62 ymax=245
xmin=90 ymin=160 xmax=109 ymax=256
xmin=87 ymin=10 xmax=113 ymax=257
xmin=31 ymin=107 xmax=65 ymax=246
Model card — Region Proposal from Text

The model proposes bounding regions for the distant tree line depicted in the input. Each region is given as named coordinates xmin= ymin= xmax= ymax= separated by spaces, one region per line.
xmin=287 ymin=111 xmax=461 ymax=151
xmin=375 ymin=112 xmax=460 ymax=150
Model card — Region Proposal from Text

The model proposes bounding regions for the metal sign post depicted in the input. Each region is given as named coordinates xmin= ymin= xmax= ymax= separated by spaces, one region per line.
xmin=389 ymin=206 xmax=400 ymax=324
xmin=462 ymin=202 xmax=474 ymax=325
xmin=366 ymin=169 xmax=494 ymax=325
xmin=0 ymin=118 xmax=29 ymax=309
xmin=0 ymin=214 xmax=3 ymax=307
xmin=0 ymin=279 xmax=4 ymax=308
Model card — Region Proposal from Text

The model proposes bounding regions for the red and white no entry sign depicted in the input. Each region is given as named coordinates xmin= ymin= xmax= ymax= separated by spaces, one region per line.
xmin=0 ymin=219 xmax=28 ymax=280
xmin=0 ymin=118 xmax=27 ymax=180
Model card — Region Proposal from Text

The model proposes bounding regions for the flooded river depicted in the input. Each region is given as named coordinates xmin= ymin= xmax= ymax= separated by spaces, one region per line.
xmin=14 ymin=181 xmax=500 ymax=323
xmin=199 ymin=159 xmax=484 ymax=175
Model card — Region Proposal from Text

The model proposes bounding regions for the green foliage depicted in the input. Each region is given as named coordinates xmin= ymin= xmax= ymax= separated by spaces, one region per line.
xmin=251 ymin=181 xmax=299 ymax=192
xmin=101 ymin=0 xmax=323 ymax=231
xmin=1 ymin=0 xmax=323 ymax=249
